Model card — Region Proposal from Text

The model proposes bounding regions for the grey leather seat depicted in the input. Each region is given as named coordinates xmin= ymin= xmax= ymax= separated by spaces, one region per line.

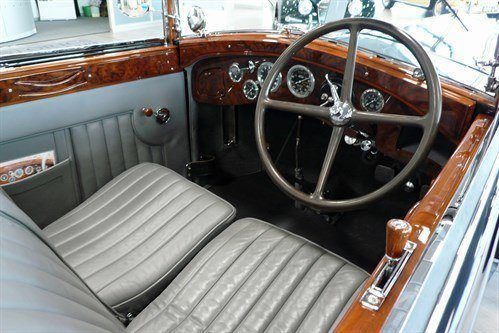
xmin=41 ymin=163 xmax=236 ymax=313
xmin=1 ymin=189 xmax=368 ymax=333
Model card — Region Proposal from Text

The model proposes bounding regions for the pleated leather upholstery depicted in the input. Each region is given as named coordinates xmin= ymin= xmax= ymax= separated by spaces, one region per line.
xmin=128 ymin=218 xmax=369 ymax=333
xmin=70 ymin=113 xmax=165 ymax=200
xmin=43 ymin=163 xmax=236 ymax=313
xmin=0 ymin=206 xmax=125 ymax=332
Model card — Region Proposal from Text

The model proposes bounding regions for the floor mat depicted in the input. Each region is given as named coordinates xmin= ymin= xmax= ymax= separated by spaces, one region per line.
xmin=210 ymin=172 xmax=418 ymax=272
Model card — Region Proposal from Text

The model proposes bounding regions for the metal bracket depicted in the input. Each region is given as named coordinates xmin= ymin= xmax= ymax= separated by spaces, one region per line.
xmin=360 ymin=241 xmax=417 ymax=311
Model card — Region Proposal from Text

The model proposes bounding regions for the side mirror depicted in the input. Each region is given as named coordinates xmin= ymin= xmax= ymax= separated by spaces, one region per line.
xmin=117 ymin=0 xmax=153 ymax=18
xmin=187 ymin=6 xmax=206 ymax=35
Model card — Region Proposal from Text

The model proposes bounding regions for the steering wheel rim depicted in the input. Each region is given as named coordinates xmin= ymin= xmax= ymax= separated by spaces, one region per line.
xmin=255 ymin=18 xmax=442 ymax=212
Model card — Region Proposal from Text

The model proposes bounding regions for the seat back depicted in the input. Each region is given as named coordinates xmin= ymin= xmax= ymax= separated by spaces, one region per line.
xmin=0 ymin=188 xmax=125 ymax=332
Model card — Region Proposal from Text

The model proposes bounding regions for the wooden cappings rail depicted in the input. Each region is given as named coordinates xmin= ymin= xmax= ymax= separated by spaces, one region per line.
xmin=334 ymin=113 xmax=492 ymax=332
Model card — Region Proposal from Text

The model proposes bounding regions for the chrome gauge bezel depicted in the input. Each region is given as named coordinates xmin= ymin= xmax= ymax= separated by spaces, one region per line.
xmin=228 ymin=62 xmax=243 ymax=82
xmin=360 ymin=88 xmax=385 ymax=113
xmin=257 ymin=61 xmax=282 ymax=93
xmin=286 ymin=64 xmax=315 ymax=98
xmin=242 ymin=79 xmax=260 ymax=101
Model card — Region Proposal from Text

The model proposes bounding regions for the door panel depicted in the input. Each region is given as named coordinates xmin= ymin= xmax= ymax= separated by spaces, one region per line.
xmin=70 ymin=112 xmax=166 ymax=200
xmin=0 ymin=72 xmax=189 ymax=226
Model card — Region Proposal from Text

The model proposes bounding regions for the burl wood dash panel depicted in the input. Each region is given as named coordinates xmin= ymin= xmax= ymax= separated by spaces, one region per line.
xmin=0 ymin=46 xmax=180 ymax=107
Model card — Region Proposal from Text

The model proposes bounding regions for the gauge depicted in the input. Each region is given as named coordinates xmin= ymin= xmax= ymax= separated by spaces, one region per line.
xmin=228 ymin=63 xmax=243 ymax=82
xmin=242 ymin=80 xmax=259 ymax=101
xmin=25 ymin=166 xmax=34 ymax=175
xmin=360 ymin=88 xmax=384 ymax=113
xmin=298 ymin=0 xmax=314 ymax=16
xmin=287 ymin=65 xmax=315 ymax=98
xmin=257 ymin=62 xmax=282 ymax=93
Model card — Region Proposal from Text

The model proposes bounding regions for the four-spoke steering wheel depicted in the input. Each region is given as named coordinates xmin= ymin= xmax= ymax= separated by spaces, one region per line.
xmin=255 ymin=18 xmax=442 ymax=212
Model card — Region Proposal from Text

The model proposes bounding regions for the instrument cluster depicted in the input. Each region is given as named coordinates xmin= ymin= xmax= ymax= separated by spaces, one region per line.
xmin=227 ymin=59 xmax=386 ymax=114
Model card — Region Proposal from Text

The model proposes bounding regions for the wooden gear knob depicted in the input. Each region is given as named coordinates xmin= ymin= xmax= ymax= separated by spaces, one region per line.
xmin=386 ymin=219 xmax=412 ymax=261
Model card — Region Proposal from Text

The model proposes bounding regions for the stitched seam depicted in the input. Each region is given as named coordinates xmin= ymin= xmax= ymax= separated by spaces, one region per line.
xmin=169 ymin=226 xmax=273 ymax=332
xmin=47 ymin=166 xmax=161 ymax=236
xmin=60 ymin=177 xmax=182 ymax=257
xmin=232 ymin=241 xmax=307 ymax=332
xmin=112 ymin=206 xmax=236 ymax=309
xmin=85 ymin=123 xmax=100 ymax=191
xmin=71 ymin=182 xmax=193 ymax=269
xmin=261 ymin=252 xmax=326 ymax=333
xmin=294 ymin=262 xmax=347 ymax=332
xmin=328 ymin=277 xmax=369 ymax=332
xmin=45 ymin=166 xmax=160 ymax=237
xmin=204 ymin=233 xmax=291 ymax=331
xmin=52 ymin=163 xmax=151 ymax=221
xmin=101 ymin=120 xmax=114 ymax=179
xmin=246 ymin=218 xmax=370 ymax=275
xmin=113 ymin=116 xmax=126 ymax=174
xmin=95 ymin=196 xmax=218 ymax=293
xmin=79 ymin=189 xmax=205 ymax=276
xmin=130 ymin=222 xmax=258 ymax=332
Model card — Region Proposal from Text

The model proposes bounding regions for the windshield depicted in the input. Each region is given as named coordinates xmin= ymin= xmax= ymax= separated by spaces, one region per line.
xmin=178 ymin=0 xmax=499 ymax=92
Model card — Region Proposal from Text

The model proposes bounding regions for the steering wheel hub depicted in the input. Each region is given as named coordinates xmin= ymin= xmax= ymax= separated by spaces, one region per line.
xmin=329 ymin=101 xmax=353 ymax=126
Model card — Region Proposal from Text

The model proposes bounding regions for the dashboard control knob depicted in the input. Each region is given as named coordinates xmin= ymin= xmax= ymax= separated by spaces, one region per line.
xmin=142 ymin=107 xmax=154 ymax=117
xmin=155 ymin=108 xmax=171 ymax=124
xmin=0 ymin=174 xmax=7 ymax=182
xmin=386 ymin=219 xmax=412 ymax=262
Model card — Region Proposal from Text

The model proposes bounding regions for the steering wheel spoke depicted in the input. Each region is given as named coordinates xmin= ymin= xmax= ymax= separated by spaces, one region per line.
xmin=341 ymin=25 xmax=361 ymax=103
xmin=351 ymin=109 xmax=427 ymax=128
xmin=312 ymin=126 xmax=345 ymax=199
xmin=263 ymin=98 xmax=329 ymax=120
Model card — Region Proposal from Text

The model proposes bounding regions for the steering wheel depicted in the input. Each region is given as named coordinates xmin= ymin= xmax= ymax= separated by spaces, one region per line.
xmin=255 ymin=18 xmax=442 ymax=212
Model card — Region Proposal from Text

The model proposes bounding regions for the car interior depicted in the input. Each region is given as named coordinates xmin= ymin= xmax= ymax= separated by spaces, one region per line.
xmin=0 ymin=15 xmax=497 ymax=333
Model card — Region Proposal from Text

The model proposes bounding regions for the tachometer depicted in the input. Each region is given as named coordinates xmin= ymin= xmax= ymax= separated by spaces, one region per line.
xmin=257 ymin=62 xmax=282 ymax=93
xmin=360 ymin=88 xmax=384 ymax=113
xmin=286 ymin=65 xmax=315 ymax=98
xmin=243 ymin=80 xmax=259 ymax=101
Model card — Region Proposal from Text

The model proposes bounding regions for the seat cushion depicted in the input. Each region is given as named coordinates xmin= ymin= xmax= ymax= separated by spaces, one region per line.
xmin=43 ymin=163 xmax=236 ymax=314
xmin=128 ymin=218 xmax=368 ymax=333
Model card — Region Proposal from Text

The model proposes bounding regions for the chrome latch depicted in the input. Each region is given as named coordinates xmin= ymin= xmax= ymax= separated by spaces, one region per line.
xmin=360 ymin=241 xmax=417 ymax=311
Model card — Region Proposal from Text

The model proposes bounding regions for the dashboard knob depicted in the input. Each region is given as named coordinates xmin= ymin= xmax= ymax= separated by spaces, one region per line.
xmin=386 ymin=219 xmax=412 ymax=261
xmin=142 ymin=107 xmax=154 ymax=117
xmin=155 ymin=108 xmax=171 ymax=124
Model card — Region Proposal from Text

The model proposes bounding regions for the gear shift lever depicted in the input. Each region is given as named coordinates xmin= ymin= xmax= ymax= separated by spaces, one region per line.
xmin=386 ymin=219 xmax=412 ymax=263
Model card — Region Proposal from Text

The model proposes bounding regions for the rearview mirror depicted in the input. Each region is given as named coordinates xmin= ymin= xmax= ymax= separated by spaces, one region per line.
xmin=117 ymin=0 xmax=152 ymax=18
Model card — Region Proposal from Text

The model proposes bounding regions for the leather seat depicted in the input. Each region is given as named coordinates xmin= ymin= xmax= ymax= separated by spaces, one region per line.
xmin=128 ymin=218 xmax=368 ymax=333
xmin=43 ymin=163 xmax=236 ymax=313
xmin=1 ymin=207 xmax=368 ymax=333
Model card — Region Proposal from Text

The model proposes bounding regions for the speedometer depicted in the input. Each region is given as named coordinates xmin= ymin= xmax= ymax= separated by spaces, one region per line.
xmin=286 ymin=65 xmax=315 ymax=98
xmin=242 ymin=80 xmax=259 ymax=101
xmin=257 ymin=62 xmax=282 ymax=93
xmin=360 ymin=88 xmax=384 ymax=113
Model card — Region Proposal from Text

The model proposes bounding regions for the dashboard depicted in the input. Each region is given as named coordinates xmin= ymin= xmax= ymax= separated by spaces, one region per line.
xmin=192 ymin=56 xmax=393 ymax=115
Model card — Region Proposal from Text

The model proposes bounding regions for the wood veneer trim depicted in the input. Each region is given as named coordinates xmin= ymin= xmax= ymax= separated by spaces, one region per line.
xmin=334 ymin=113 xmax=492 ymax=332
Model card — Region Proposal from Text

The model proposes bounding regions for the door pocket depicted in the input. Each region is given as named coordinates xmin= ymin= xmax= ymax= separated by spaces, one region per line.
xmin=2 ymin=158 xmax=78 ymax=228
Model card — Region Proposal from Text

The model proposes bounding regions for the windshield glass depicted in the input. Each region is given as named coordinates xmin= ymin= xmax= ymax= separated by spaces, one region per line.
xmin=178 ymin=0 xmax=498 ymax=92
